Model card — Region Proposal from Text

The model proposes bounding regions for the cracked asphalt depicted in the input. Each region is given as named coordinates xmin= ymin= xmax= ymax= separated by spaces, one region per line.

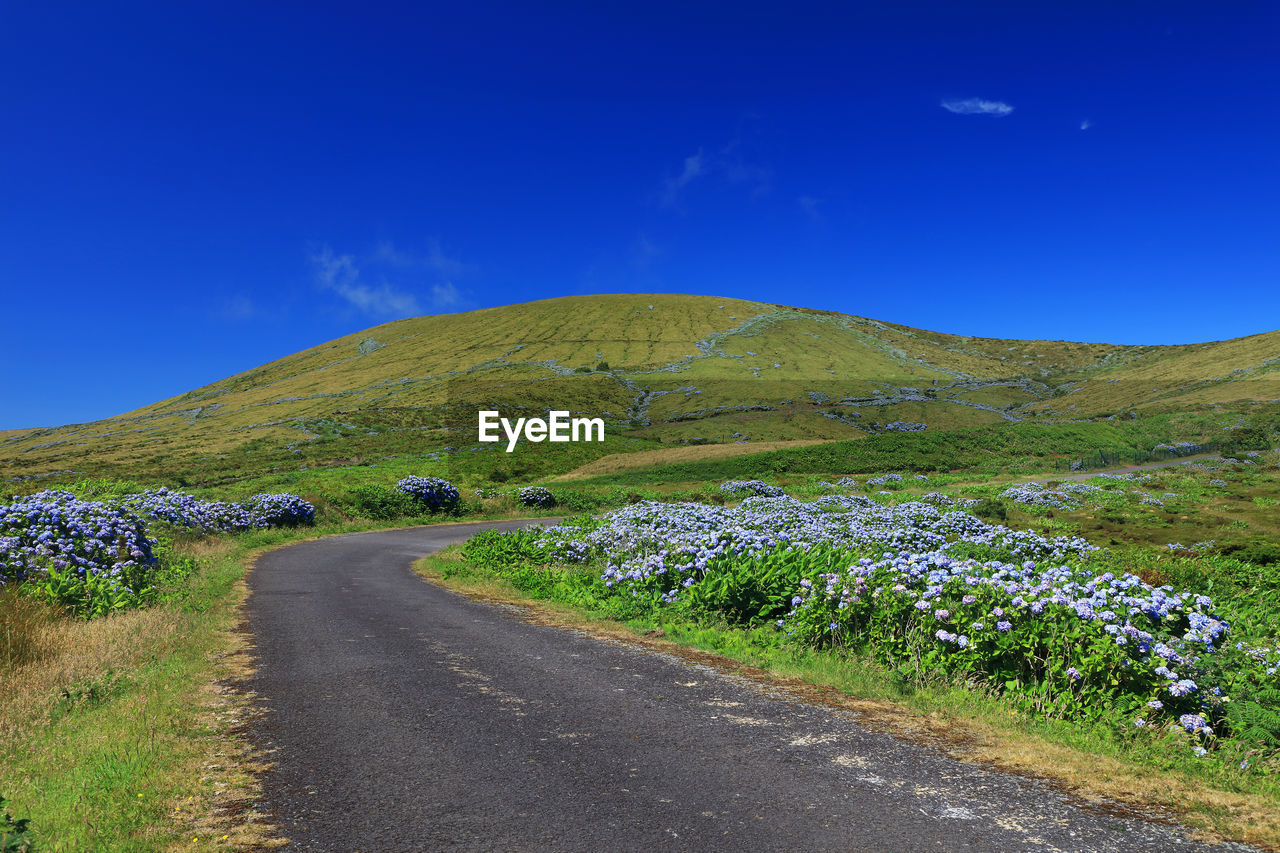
xmin=246 ymin=521 xmax=1252 ymax=852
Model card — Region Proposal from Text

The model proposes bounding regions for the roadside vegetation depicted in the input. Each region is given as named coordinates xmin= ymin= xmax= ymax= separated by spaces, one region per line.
xmin=0 ymin=477 xmax=515 ymax=851
xmin=418 ymin=448 xmax=1280 ymax=848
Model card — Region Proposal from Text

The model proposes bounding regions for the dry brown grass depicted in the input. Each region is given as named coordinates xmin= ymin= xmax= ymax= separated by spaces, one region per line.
xmin=552 ymin=439 xmax=831 ymax=480
xmin=0 ymin=591 xmax=183 ymax=741
xmin=1 ymin=589 xmax=63 ymax=672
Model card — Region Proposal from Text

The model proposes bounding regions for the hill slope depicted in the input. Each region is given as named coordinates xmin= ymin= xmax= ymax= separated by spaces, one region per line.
xmin=4 ymin=293 xmax=1278 ymax=485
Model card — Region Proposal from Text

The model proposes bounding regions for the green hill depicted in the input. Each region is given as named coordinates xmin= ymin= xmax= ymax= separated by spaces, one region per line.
xmin=4 ymin=293 xmax=1278 ymax=486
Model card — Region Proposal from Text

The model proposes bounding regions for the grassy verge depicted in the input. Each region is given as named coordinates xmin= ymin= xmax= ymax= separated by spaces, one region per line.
xmin=416 ymin=545 xmax=1280 ymax=850
xmin=0 ymin=512 xmax=539 ymax=852
xmin=1 ymin=535 xmax=268 ymax=852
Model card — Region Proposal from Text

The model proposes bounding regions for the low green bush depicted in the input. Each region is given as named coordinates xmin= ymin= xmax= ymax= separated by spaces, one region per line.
xmin=340 ymin=484 xmax=417 ymax=519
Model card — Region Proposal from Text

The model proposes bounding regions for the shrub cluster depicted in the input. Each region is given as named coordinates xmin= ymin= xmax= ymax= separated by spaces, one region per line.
xmin=1 ymin=486 xmax=314 ymax=617
xmin=122 ymin=488 xmax=314 ymax=532
xmin=501 ymin=494 xmax=1280 ymax=756
xmin=517 ymin=486 xmax=556 ymax=508
xmin=719 ymin=480 xmax=785 ymax=498
xmin=342 ymin=484 xmax=416 ymax=519
xmin=243 ymin=492 xmax=315 ymax=527
xmin=0 ymin=490 xmax=158 ymax=616
xmin=395 ymin=476 xmax=461 ymax=512
xmin=783 ymin=551 xmax=1241 ymax=744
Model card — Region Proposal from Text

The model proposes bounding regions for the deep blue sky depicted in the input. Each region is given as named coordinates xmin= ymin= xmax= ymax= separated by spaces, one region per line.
xmin=3 ymin=2 xmax=1278 ymax=429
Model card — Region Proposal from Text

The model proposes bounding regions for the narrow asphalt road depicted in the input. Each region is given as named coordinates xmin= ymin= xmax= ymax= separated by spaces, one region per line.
xmin=246 ymin=521 xmax=1251 ymax=852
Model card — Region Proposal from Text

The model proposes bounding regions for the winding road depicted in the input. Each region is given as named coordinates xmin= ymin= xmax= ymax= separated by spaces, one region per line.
xmin=246 ymin=522 xmax=1251 ymax=852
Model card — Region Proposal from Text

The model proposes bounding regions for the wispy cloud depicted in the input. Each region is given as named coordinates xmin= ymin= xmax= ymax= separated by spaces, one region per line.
xmin=941 ymin=98 xmax=1014 ymax=117
xmin=213 ymin=295 xmax=257 ymax=322
xmin=311 ymin=245 xmax=422 ymax=318
xmin=312 ymin=240 xmax=475 ymax=317
xmin=431 ymin=281 xmax=462 ymax=308
xmin=718 ymin=137 xmax=772 ymax=198
xmin=1080 ymin=119 xmax=1093 ymax=131
xmin=372 ymin=240 xmax=415 ymax=267
xmin=658 ymin=138 xmax=772 ymax=208
xmin=425 ymin=238 xmax=472 ymax=278
xmin=373 ymin=238 xmax=474 ymax=278
xmin=660 ymin=150 xmax=706 ymax=207
xmin=630 ymin=233 xmax=661 ymax=269
xmin=797 ymin=195 xmax=823 ymax=222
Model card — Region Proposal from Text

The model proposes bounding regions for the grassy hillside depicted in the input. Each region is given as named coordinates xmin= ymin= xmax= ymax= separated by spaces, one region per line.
xmin=3 ymin=293 xmax=1278 ymax=488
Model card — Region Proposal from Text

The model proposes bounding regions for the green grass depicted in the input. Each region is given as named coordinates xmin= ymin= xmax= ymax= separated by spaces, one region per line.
xmin=569 ymin=420 xmax=1202 ymax=486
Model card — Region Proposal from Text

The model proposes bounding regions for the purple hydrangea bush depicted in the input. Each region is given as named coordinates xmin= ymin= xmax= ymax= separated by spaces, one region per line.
xmin=779 ymin=550 xmax=1255 ymax=746
xmin=395 ymin=476 xmax=461 ymax=512
xmin=122 ymin=488 xmax=258 ymax=532
xmin=244 ymin=492 xmax=315 ymax=527
xmin=536 ymin=496 xmax=1096 ymax=589
xmin=121 ymin=487 xmax=314 ymax=532
xmin=719 ymin=480 xmax=785 ymax=498
xmin=518 ymin=486 xmax=556 ymax=508
xmin=2 ymin=486 xmax=314 ymax=616
xmin=524 ymin=494 xmax=1277 ymax=755
xmin=0 ymin=490 xmax=158 ymax=616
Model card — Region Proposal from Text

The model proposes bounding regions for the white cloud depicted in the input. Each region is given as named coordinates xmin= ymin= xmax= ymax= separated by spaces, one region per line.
xmin=371 ymin=240 xmax=415 ymax=267
xmin=718 ymin=137 xmax=772 ymax=198
xmin=658 ymin=140 xmax=773 ymax=208
xmin=431 ymin=281 xmax=462 ymax=308
xmin=941 ymin=98 xmax=1014 ymax=117
xmin=660 ymin=150 xmax=706 ymax=207
xmin=797 ymin=195 xmax=823 ymax=222
xmin=424 ymin=238 xmax=471 ymax=278
xmin=373 ymin=238 xmax=473 ymax=278
xmin=311 ymin=245 xmax=421 ymax=319
xmin=1080 ymin=119 xmax=1093 ymax=131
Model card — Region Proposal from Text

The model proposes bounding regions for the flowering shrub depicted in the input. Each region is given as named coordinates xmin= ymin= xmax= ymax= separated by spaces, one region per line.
xmin=475 ymin=490 xmax=1280 ymax=755
xmin=719 ymin=480 xmax=785 ymax=498
xmin=122 ymin=487 xmax=314 ymax=532
xmin=244 ymin=492 xmax=315 ymax=527
xmin=0 ymin=490 xmax=158 ymax=616
xmin=1153 ymin=441 xmax=1205 ymax=457
xmin=867 ymin=473 xmax=903 ymax=488
xmin=518 ymin=486 xmax=556 ymax=508
xmin=123 ymin=488 xmax=255 ymax=531
xmin=395 ymin=476 xmax=461 ymax=512
xmin=784 ymin=549 xmax=1280 ymax=754
xmin=535 ymin=495 xmax=1096 ymax=598
xmin=1001 ymin=482 xmax=1106 ymax=510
